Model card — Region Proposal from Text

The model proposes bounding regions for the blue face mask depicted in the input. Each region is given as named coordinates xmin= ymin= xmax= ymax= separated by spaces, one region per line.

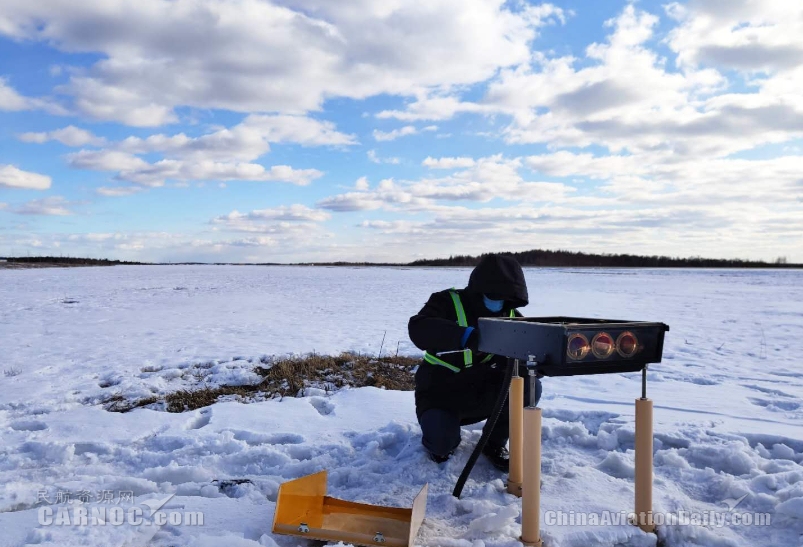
xmin=483 ymin=294 xmax=505 ymax=312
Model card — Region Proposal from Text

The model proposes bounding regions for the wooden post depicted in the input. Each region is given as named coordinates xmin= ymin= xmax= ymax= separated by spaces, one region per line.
xmin=507 ymin=375 xmax=524 ymax=497
xmin=521 ymin=407 xmax=543 ymax=547
xmin=634 ymin=397 xmax=655 ymax=533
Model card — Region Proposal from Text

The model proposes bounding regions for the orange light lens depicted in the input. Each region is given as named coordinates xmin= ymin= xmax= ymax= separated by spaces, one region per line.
xmin=567 ymin=333 xmax=590 ymax=360
xmin=591 ymin=332 xmax=615 ymax=359
xmin=616 ymin=331 xmax=639 ymax=358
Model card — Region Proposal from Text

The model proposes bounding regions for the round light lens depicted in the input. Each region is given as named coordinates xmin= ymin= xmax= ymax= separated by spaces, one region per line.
xmin=567 ymin=333 xmax=590 ymax=360
xmin=616 ymin=331 xmax=639 ymax=358
xmin=592 ymin=332 xmax=615 ymax=359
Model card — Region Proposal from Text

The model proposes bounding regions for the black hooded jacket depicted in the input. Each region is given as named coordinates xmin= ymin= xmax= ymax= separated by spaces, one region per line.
xmin=408 ymin=254 xmax=529 ymax=418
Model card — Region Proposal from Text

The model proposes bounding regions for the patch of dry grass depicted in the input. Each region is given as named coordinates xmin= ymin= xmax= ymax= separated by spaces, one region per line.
xmin=105 ymin=352 xmax=419 ymax=413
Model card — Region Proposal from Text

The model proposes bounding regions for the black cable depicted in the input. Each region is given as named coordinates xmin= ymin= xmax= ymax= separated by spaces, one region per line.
xmin=452 ymin=357 xmax=516 ymax=498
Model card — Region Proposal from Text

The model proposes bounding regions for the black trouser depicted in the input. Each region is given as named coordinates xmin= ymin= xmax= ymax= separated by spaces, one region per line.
xmin=419 ymin=377 xmax=542 ymax=457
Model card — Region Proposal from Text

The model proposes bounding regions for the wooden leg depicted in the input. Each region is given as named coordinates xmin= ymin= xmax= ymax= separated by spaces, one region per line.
xmin=634 ymin=398 xmax=655 ymax=533
xmin=521 ymin=407 xmax=543 ymax=547
xmin=507 ymin=376 xmax=524 ymax=497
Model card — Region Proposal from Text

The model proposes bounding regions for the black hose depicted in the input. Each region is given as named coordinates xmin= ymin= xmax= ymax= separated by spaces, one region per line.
xmin=452 ymin=357 xmax=516 ymax=498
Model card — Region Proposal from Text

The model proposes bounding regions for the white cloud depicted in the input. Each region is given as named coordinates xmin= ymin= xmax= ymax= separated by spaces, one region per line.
xmin=68 ymin=150 xmax=321 ymax=186
xmin=13 ymin=197 xmax=74 ymax=216
xmin=423 ymin=156 xmax=476 ymax=169
xmin=68 ymin=150 xmax=150 ymax=174
xmin=116 ymin=128 xmax=270 ymax=163
xmin=525 ymin=151 xmax=643 ymax=179
xmin=96 ymin=186 xmax=144 ymax=197
xmin=222 ymin=236 xmax=277 ymax=248
xmin=214 ymin=205 xmax=330 ymax=225
xmin=210 ymin=205 xmax=332 ymax=249
xmin=355 ymin=176 xmax=369 ymax=190
xmin=367 ymin=149 xmax=400 ymax=164
xmin=316 ymin=192 xmax=393 ymax=212
xmin=123 ymin=161 xmax=323 ymax=187
xmin=0 ymin=1 xmax=565 ymax=125
xmin=377 ymin=93 xmax=494 ymax=121
xmin=373 ymin=125 xmax=418 ymax=141
xmin=667 ymin=1 xmax=803 ymax=72
xmin=0 ymin=165 xmax=52 ymax=190
xmin=19 ymin=126 xmax=106 ymax=147
xmin=114 ymin=115 xmax=356 ymax=162
xmin=244 ymin=115 xmax=358 ymax=147
xmin=319 ymin=155 xmax=573 ymax=211
xmin=0 ymin=78 xmax=29 ymax=111
xmin=467 ymin=4 xmax=803 ymax=161
xmin=58 ymin=115 xmax=351 ymax=188
xmin=0 ymin=77 xmax=67 ymax=115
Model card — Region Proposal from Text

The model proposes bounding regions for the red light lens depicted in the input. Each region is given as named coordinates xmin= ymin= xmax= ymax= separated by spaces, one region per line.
xmin=617 ymin=331 xmax=639 ymax=358
xmin=592 ymin=332 xmax=615 ymax=359
xmin=567 ymin=333 xmax=590 ymax=360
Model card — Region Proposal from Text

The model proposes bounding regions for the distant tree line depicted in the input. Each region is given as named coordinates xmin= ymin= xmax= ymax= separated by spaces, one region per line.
xmin=2 ymin=251 xmax=798 ymax=268
xmin=409 ymin=249 xmax=802 ymax=268
xmin=2 ymin=256 xmax=143 ymax=266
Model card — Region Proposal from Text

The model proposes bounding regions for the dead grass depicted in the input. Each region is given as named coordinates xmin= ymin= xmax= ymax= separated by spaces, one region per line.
xmin=105 ymin=352 xmax=418 ymax=413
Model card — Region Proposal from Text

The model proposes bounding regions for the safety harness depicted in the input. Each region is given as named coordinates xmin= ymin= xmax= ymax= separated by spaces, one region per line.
xmin=423 ymin=289 xmax=516 ymax=372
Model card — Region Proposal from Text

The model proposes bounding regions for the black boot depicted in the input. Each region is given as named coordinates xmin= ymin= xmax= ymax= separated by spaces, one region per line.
xmin=482 ymin=444 xmax=509 ymax=472
xmin=427 ymin=449 xmax=451 ymax=464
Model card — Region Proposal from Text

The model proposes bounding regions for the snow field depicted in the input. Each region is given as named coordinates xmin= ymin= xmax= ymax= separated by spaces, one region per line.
xmin=1 ymin=265 xmax=802 ymax=546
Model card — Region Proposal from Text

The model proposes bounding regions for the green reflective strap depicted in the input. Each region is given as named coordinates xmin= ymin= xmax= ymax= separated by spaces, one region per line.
xmin=449 ymin=290 xmax=468 ymax=327
xmin=423 ymin=351 xmax=460 ymax=372
xmin=448 ymin=290 xmax=472 ymax=366
xmin=424 ymin=291 xmax=513 ymax=372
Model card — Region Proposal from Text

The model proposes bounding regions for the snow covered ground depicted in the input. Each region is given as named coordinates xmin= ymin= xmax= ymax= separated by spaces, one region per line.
xmin=1 ymin=265 xmax=802 ymax=547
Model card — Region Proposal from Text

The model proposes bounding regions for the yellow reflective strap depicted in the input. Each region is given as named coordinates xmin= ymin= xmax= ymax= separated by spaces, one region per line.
xmin=423 ymin=351 xmax=461 ymax=372
xmin=423 ymin=290 xmax=506 ymax=372
xmin=449 ymin=290 xmax=468 ymax=327
xmin=448 ymin=289 xmax=472 ymax=366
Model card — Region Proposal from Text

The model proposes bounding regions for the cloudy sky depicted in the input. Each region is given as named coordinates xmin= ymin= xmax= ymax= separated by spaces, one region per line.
xmin=1 ymin=0 xmax=801 ymax=263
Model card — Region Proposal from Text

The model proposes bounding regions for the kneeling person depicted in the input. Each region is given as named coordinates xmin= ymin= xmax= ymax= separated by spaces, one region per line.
xmin=408 ymin=254 xmax=542 ymax=471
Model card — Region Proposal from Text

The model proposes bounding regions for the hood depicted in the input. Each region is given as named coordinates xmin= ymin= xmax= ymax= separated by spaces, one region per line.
xmin=466 ymin=254 xmax=528 ymax=308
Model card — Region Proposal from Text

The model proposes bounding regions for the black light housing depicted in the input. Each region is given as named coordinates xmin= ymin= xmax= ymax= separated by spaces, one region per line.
xmin=477 ymin=316 xmax=669 ymax=376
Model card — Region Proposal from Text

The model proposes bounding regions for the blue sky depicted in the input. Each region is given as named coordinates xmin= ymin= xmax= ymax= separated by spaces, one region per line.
xmin=1 ymin=0 xmax=801 ymax=263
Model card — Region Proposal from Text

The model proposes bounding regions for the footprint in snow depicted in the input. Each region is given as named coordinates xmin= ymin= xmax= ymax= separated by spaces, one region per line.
xmin=741 ymin=384 xmax=795 ymax=398
xmin=309 ymin=397 xmax=335 ymax=416
xmin=231 ymin=430 xmax=305 ymax=445
xmin=98 ymin=374 xmax=122 ymax=388
xmin=186 ymin=409 xmax=212 ymax=430
xmin=687 ymin=376 xmax=720 ymax=386
xmin=10 ymin=420 xmax=48 ymax=432
xmin=748 ymin=398 xmax=801 ymax=412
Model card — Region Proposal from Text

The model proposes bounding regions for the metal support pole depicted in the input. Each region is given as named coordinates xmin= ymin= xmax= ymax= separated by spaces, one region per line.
xmin=642 ymin=366 xmax=647 ymax=400
xmin=521 ymin=359 xmax=543 ymax=547
xmin=634 ymin=367 xmax=655 ymax=533
xmin=508 ymin=359 xmax=524 ymax=497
